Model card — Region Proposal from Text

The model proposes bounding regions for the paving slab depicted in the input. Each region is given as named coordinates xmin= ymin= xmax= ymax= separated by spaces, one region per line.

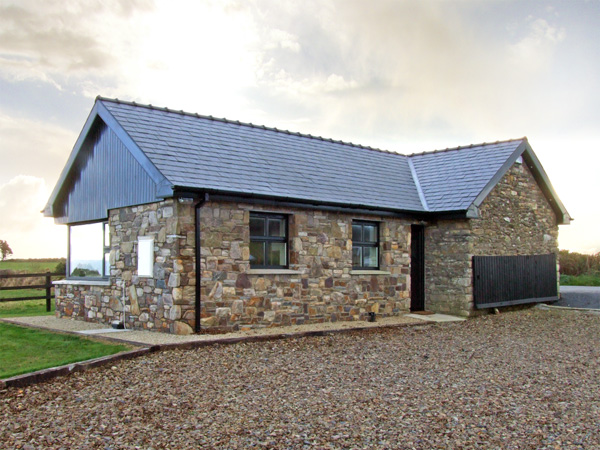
xmin=78 ymin=328 xmax=133 ymax=335
xmin=405 ymin=313 xmax=466 ymax=322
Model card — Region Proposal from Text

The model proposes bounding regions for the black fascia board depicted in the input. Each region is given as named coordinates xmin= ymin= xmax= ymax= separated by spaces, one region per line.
xmin=467 ymin=139 xmax=571 ymax=225
xmin=521 ymin=149 xmax=571 ymax=225
xmin=172 ymin=186 xmax=473 ymax=221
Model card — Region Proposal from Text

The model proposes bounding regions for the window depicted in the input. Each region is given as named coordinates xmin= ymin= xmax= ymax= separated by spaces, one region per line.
xmin=137 ymin=237 xmax=154 ymax=277
xmin=352 ymin=221 xmax=379 ymax=269
xmin=68 ymin=222 xmax=110 ymax=278
xmin=249 ymin=213 xmax=288 ymax=268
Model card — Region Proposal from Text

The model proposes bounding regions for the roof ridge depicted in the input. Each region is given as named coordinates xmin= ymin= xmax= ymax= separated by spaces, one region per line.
xmin=96 ymin=96 xmax=404 ymax=157
xmin=407 ymin=137 xmax=527 ymax=157
xmin=407 ymin=158 xmax=429 ymax=211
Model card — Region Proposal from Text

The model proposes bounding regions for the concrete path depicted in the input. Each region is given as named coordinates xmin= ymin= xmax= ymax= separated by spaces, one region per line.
xmin=405 ymin=313 xmax=466 ymax=322
xmin=1 ymin=313 xmax=456 ymax=347
xmin=557 ymin=286 xmax=600 ymax=310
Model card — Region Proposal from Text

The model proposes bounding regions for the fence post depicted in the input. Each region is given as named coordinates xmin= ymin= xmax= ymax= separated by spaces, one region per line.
xmin=45 ymin=271 xmax=52 ymax=312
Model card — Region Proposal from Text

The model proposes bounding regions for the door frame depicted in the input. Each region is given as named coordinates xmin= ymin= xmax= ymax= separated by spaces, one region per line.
xmin=410 ymin=224 xmax=425 ymax=312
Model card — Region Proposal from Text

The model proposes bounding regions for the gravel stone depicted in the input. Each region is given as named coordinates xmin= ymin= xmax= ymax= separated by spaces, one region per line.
xmin=2 ymin=309 xmax=600 ymax=449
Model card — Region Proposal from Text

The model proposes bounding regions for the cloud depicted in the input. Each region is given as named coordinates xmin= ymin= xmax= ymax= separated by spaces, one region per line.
xmin=0 ymin=175 xmax=65 ymax=258
xmin=0 ymin=111 xmax=76 ymax=186
xmin=232 ymin=0 xmax=578 ymax=147
xmin=0 ymin=0 xmax=154 ymax=87
xmin=510 ymin=18 xmax=566 ymax=70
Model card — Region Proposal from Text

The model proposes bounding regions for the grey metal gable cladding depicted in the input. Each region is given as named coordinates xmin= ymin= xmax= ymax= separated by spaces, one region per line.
xmin=409 ymin=140 xmax=524 ymax=212
xmin=102 ymin=100 xmax=424 ymax=212
xmin=52 ymin=121 xmax=160 ymax=224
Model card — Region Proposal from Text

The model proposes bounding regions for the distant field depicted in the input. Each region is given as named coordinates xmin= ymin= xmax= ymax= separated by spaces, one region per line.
xmin=0 ymin=259 xmax=64 ymax=315
xmin=0 ymin=258 xmax=65 ymax=273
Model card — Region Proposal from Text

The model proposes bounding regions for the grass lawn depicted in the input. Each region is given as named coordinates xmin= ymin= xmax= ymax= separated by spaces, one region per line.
xmin=0 ymin=322 xmax=130 ymax=379
xmin=0 ymin=297 xmax=54 ymax=318
xmin=0 ymin=258 xmax=64 ymax=317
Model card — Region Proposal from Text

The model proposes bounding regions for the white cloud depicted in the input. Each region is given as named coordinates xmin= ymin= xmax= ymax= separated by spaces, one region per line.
xmin=0 ymin=175 xmax=65 ymax=258
xmin=510 ymin=18 xmax=566 ymax=70
xmin=266 ymin=29 xmax=301 ymax=53
xmin=0 ymin=111 xmax=76 ymax=186
xmin=0 ymin=0 xmax=153 ymax=87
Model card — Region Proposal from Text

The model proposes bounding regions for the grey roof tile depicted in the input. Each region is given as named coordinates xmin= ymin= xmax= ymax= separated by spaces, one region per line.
xmin=102 ymin=99 xmax=424 ymax=212
xmin=409 ymin=141 xmax=524 ymax=211
xmin=99 ymin=98 xmax=525 ymax=214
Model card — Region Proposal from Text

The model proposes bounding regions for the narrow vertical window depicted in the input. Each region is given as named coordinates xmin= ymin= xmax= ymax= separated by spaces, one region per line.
xmin=352 ymin=221 xmax=379 ymax=269
xmin=137 ymin=236 xmax=154 ymax=277
xmin=249 ymin=213 xmax=288 ymax=268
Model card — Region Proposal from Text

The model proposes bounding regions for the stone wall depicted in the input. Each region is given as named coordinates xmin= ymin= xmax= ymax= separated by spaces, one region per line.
xmin=470 ymin=161 xmax=558 ymax=256
xmin=424 ymin=219 xmax=473 ymax=316
xmin=425 ymin=161 xmax=560 ymax=316
xmin=55 ymin=198 xmax=197 ymax=335
xmin=55 ymin=160 xmax=560 ymax=331
xmin=199 ymin=202 xmax=412 ymax=330
xmin=56 ymin=199 xmax=412 ymax=334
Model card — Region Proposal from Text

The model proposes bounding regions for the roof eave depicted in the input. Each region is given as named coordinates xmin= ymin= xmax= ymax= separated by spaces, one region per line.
xmin=520 ymin=145 xmax=571 ymax=225
xmin=469 ymin=138 xmax=571 ymax=225
xmin=43 ymin=101 xmax=102 ymax=217
xmin=172 ymin=186 xmax=428 ymax=218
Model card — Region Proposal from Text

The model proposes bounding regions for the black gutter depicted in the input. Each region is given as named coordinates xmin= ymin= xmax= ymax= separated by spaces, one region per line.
xmin=194 ymin=193 xmax=209 ymax=333
xmin=175 ymin=188 xmax=429 ymax=219
xmin=175 ymin=188 xmax=476 ymax=222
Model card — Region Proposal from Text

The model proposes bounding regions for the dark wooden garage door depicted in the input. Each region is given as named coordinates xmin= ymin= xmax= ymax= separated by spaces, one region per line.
xmin=473 ymin=254 xmax=558 ymax=309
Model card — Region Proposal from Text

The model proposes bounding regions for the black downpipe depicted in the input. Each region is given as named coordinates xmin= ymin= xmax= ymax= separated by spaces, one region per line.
xmin=194 ymin=193 xmax=209 ymax=333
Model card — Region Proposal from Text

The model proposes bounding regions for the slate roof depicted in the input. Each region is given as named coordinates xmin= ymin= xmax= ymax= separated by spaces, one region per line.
xmin=101 ymin=100 xmax=424 ymax=212
xmin=45 ymin=97 xmax=571 ymax=223
xmin=409 ymin=140 xmax=524 ymax=212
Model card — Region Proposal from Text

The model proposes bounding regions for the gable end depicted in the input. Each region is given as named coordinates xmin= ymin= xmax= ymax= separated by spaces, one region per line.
xmin=48 ymin=118 xmax=165 ymax=224
xmin=469 ymin=140 xmax=570 ymax=225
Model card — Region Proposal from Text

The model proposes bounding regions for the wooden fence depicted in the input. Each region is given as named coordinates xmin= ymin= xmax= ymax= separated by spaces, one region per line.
xmin=0 ymin=272 xmax=64 ymax=312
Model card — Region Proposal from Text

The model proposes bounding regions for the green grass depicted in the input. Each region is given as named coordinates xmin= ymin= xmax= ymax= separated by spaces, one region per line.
xmin=561 ymin=273 xmax=600 ymax=287
xmin=0 ymin=322 xmax=130 ymax=379
xmin=0 ymin=258 xmax=64 ymax=316
xmin=0 ymin=259 xmax=64 ymax=273
xmin=0 ymin=297 xmax=54 ymax=318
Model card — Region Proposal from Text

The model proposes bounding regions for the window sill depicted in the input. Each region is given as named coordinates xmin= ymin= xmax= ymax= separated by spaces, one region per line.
xmin=350 ymin=270 xmax=391 ymax=275
xmin=246 ymin=269 xmax=303 ymax=275
xmin=53 ymin=279 xmax=111 ymax=286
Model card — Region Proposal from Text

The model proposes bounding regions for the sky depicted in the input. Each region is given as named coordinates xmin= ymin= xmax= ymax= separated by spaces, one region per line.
xmin=0 ymin=0 xmax=599 ymax=258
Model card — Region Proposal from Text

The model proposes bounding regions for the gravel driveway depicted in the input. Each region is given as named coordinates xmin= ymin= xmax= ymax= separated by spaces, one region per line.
xmin=2 ymin=309 xmax=600 ymax=449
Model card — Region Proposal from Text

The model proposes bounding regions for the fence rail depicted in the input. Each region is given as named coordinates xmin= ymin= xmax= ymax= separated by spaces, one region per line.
xmin=0 ymin=272 xmax=64 ymax=311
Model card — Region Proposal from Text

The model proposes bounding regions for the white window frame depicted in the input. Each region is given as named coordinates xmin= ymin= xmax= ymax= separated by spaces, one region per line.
xmin=137 ymin=236 xmax=154 ymax=278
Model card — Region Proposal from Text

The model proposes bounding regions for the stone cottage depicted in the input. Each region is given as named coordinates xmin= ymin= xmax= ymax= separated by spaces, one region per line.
xmin=44 ymin=97 xmax=570 ymax=334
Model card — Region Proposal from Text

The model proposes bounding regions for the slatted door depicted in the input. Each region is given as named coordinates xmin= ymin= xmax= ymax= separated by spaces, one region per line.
xmin=473 ymin=254 xmax=558 ymax=309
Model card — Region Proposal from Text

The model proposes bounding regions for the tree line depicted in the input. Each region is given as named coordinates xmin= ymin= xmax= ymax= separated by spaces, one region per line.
xmin=559 ymin=250 xmax=600 ymax=276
